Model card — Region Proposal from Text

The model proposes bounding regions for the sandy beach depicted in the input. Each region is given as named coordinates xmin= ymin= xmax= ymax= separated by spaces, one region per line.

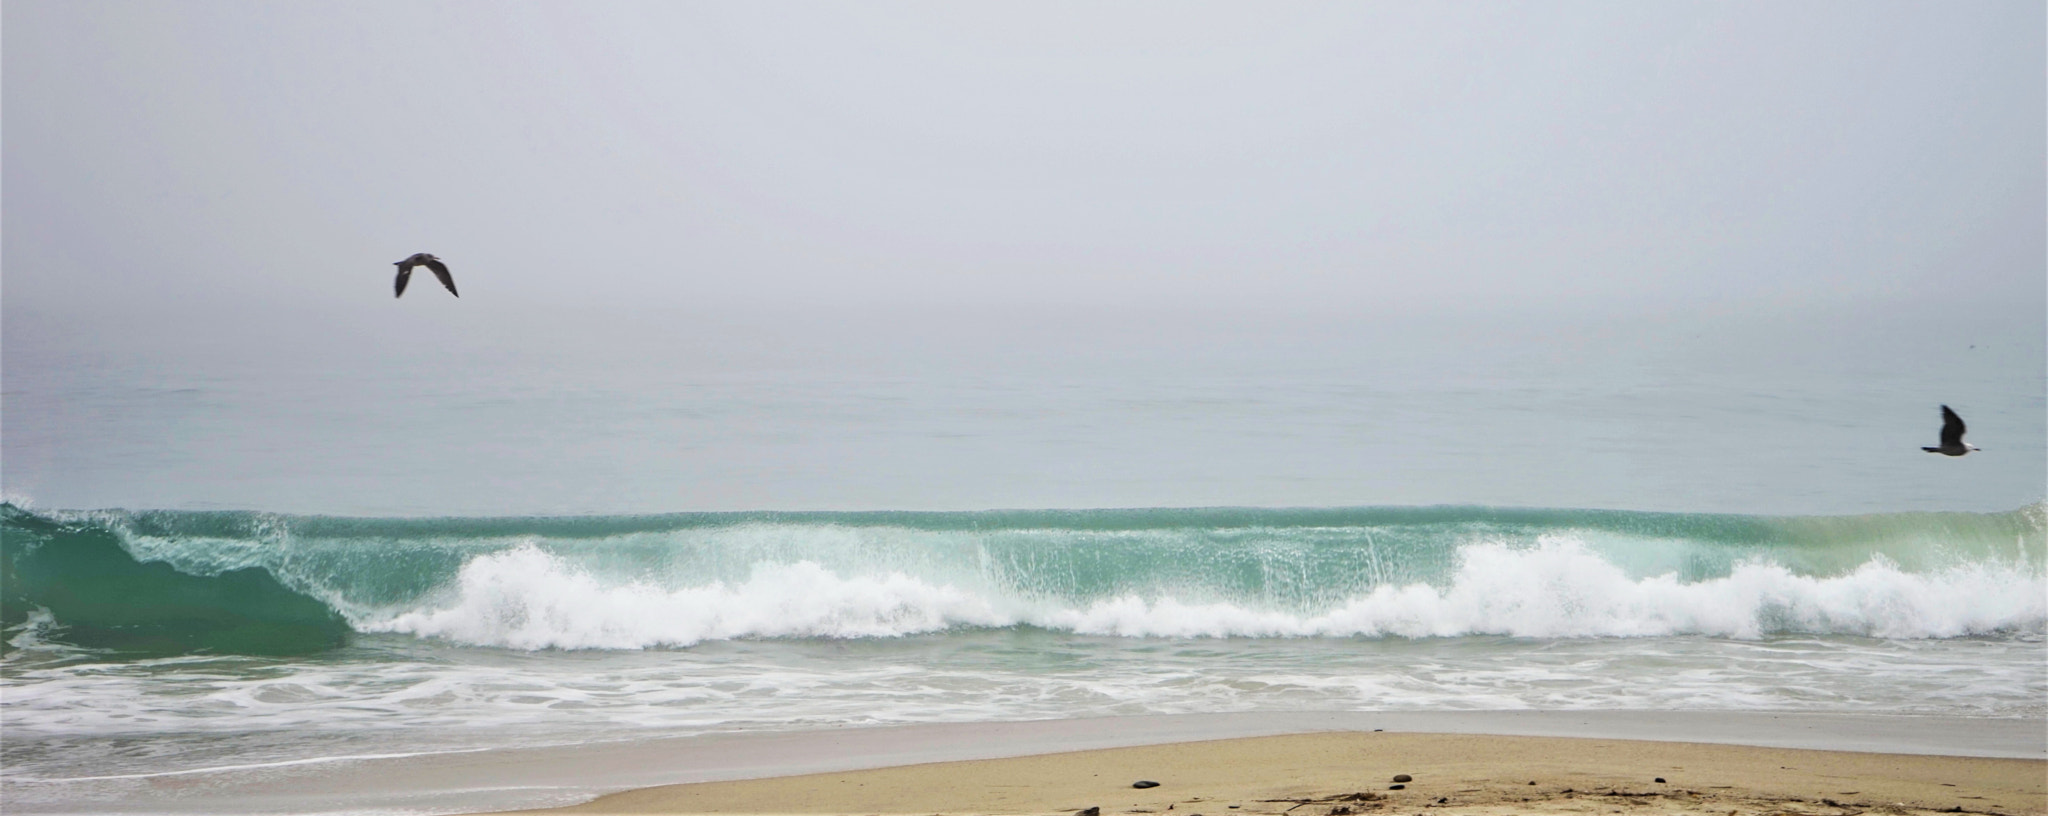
xmin=9 ymin=710 xmax=2040 ymax=815
xmin=494 ymin=728 xmax=2046 ymax=816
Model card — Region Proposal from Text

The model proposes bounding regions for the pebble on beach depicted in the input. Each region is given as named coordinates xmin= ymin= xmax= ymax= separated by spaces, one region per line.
xmin=1133 ymin=780 xmax=1161 ymax=789
xmin=1655 ymin=777 xmax=1666 ymax=783
xmin=1392 ymin=774 xmax=1412 ymax=783
xmin=1388 ymin=784 xmax=1405 ymax=790
xmin=1077 ymin=808 xmax=1100 ymax=816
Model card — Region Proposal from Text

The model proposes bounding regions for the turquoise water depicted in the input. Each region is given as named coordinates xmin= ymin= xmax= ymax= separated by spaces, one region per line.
xmin=3 ymin=501 xmax=2043 ymax=809
xmin=7 ymin=503 xmax=2045 ymax=652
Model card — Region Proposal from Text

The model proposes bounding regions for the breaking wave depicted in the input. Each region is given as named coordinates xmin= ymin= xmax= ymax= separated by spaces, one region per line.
xmin=4 ymin=502 xmax=2041 ymax=653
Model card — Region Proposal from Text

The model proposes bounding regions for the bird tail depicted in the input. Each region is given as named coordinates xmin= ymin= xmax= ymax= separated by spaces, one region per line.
xmin=1921 ymin=447 xmax=1940 ymax=453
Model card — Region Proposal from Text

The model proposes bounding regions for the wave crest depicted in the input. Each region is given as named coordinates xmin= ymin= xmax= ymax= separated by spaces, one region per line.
xmin=1058 ymin=537 xmax=2043 ymax=639
xmin=364 ymin=537 xmax=2044 ymax=649
xmin=8 ymin=502 xmax=2041 ymax=653
xmin=366 ymin=545 xmax=1007 ymax=649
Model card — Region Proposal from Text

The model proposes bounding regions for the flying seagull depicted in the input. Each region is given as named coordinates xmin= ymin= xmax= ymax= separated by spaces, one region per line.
xmin=1922 ymin=404 xmax=1979 ymax=456
xmin=393 ymin=253 xmax=458 ymax=298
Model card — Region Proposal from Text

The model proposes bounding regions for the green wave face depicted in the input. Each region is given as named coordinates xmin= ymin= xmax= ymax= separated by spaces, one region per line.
xmin=2 ymin=502 xmax=2041 ymax=655
xmin=1 ymin=505 xmax=350 ymax=656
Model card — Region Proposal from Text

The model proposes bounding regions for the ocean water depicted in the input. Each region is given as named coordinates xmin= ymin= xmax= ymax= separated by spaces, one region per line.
xmin=3 ymin=306 xmax=2045 ymax=813
xmin=3 ymin=502 xmax=2043 ymax=800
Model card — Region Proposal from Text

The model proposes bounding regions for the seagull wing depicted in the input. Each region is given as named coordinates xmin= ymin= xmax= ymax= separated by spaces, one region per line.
xmin=423 ymin=257 xmax=458 ymax=297
xmin=394 ymin=264 xmax=413 ymax=298
xmin=1939 ymin=405 xmax=1966 ymax=448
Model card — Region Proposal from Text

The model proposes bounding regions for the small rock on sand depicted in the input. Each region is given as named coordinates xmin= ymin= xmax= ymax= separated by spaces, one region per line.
xmin=1388 ymin=784 xmax=1405 ymax=790
xmin=1392 ymin=774 xmax=1412 ymax=783
xmin=1077 ymin=808 xmax=1100 ymax=816
xmin=1654 ymin=778 xmax=1666 ymax=783
xmin=1133 ymin=780 xmax=1160 ymax=789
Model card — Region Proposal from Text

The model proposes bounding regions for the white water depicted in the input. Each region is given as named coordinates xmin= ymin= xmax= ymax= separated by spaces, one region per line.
xmin=348 ymin=536 xmax=2048 ymax=649
xmin=7 ymin=624 xmax=2042 ymax=760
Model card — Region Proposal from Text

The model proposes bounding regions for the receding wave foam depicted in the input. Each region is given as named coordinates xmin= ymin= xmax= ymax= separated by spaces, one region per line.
xmin=364 ymin=535 xmax=2044 ymax=649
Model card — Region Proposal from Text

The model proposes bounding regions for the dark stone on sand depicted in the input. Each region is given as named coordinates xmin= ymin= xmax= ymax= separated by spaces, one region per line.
xmin=1388 ymin=784 xmax=1405 ymax=790
xmin=1392 ymin=774 xmax=1412 ymax=783
xmin=1078 ymin=808 xmax=1100 ymax=816
xmin=1528 ymin=781 xmax=1537 ymax=785
xmin=1654 ymin=777 xmax=1666 ymax=783
xmin=1133 ymin=780 xmax=1160 ymax=789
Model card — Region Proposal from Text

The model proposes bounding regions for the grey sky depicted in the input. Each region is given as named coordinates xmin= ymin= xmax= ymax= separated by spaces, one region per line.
xmin=4 ymin=2 xmax=2044 ymax=515
xmin=7 ymin=1 xmax=2042 ymax=325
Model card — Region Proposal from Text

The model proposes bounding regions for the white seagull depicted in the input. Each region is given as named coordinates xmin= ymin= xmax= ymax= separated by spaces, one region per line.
xmin=1921 ymin=405 xmax=1979 ymax=457
xmin=393 ymin=253 xmax=458 ymax=298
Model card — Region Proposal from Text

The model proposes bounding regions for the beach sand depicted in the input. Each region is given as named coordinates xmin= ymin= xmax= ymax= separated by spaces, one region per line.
xmin=492 ymin=731 xmax=2045 ymax=816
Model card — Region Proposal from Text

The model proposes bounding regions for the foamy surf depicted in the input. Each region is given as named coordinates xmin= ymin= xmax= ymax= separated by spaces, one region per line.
xmin=8 ymin=502 xmax=2041 ymax=653
xmin=358 ymin=535 xmax=2043 ymax=649
xmin=5 ymin=502 xmax=2042 ymax=755
xmin=369 ymin=546 xmax=1011 ymax=650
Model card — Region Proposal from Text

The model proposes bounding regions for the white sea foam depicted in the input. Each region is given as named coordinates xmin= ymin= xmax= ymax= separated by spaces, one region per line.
xmin=365 ymin=544 xmax=1009 ymax=649
xmin=364 ymin=536 xmax=2044 ymax=649
xmin=1058 ymin=536 xmax=2045 ymax=639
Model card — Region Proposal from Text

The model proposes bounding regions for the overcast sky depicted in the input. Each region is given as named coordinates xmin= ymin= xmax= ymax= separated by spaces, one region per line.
xmin=4 ymin=1 xmax=2043 ymax=515
xmin=6 ymin=1 xmax=2042 ymax=332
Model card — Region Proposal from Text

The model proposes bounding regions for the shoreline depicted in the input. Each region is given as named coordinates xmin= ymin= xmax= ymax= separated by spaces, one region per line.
xmin=10 ymin=711 xmax=2039 ymax=815
xmin=490 ymin=730 xmax=2047 ymax=816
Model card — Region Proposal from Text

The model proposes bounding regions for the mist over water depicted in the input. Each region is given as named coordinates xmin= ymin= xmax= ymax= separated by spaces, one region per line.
xmin=5 ymin=304 xmax=2041 ymax=516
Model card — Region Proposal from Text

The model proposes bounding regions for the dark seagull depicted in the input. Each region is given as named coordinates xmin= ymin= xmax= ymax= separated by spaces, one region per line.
xmin=393 ymin=253 xmax=458 ymax=298
xmin=1922 ymin=404 xmax=1980 ymax=457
